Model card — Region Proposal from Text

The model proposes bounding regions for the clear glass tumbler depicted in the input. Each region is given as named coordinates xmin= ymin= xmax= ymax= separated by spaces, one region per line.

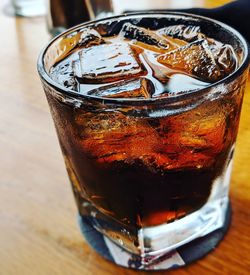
xmin=37 ymin=13 xmax=250 ymax=269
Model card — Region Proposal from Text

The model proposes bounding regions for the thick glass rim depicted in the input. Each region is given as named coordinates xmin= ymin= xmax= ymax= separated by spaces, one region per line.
xmin=37 ymin=12 xmax=250 ymax=106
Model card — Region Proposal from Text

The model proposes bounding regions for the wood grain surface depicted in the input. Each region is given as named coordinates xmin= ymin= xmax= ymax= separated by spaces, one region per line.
xmin=1 ymin=0 xmax=249 ymax=274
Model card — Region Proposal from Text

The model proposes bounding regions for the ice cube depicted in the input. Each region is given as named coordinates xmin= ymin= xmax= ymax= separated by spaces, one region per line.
xmin=75 ymin=42 xmax=146 ymax=83
xmin=76 ymin=111 xmax=161 ymax=165
xmin=50 ymin=58 xmax=77 ymax=89
xmin=165 ymin=74 xmax=209 ymax=94
xmin=78 ymin=28 xmax=104 ymax=47
xmin=120 ymin=23 xmax=174 ymax=50
xmin=158 ymin=25 xmax=203 ymax=42
xmin=157 ymin=39 xmax=228 ymax=82
xmin=86 ymin=78 xmax=154 ymax=99
xmin=216 ymin=44 xmax=238 ymax=75
xmin=152 ymin=107 xmax=227 ymax=170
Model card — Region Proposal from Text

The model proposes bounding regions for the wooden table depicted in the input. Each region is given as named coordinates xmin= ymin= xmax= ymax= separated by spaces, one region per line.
xmin=1 ymin=0 xmax=249 ymax=274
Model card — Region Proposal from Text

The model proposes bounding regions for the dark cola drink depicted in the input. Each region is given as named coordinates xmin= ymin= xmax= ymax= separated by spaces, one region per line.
xmin=40 ymin=14 xmax=249 ymax=260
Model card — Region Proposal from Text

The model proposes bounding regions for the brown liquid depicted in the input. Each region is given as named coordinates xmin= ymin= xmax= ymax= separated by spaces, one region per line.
xmin=48 ymin=22 xmax=242 ymax=229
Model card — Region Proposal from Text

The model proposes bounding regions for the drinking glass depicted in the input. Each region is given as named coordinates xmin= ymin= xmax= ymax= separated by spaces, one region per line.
xmin=38 ymin=12 xmax=250 ymax=269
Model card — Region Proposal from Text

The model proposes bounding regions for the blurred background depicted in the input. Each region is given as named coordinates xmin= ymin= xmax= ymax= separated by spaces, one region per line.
xmin=5 ymin=0 xmax=234 ymax=36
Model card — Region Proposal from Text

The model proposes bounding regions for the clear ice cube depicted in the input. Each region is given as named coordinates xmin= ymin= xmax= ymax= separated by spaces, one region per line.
xmin=50 ymin=58 xmax=77 ymax=89
xmin=120 ymin=23 xmax=173 ymax=50
xmin=86 ymin=78 xmax=154 ymax=99
xmin=157 ymin=39 xmax=237 ymax=82
xmin=158 ymin=25 xmax=203 ymax=42
xmin=78 ymin=28 xmax=104 ymax=47
xmin=76 ymin=111 xmax=161 ymax=165
xmin=75 ymin=42 xmax=146 ymax=83
xmin=216 ymin=44 xmax=238 ymax=74
xmin=165 ymin=74 xmax=209 ymax=94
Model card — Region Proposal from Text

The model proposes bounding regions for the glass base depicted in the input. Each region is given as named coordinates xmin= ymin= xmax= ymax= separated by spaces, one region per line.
xmin=76 ymin=152 xmax=233 ymax=257
xmin=78 ymin=200 xmax=231 ymax=270
xmin=139 ymin=196 xmax=229 ymax=256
